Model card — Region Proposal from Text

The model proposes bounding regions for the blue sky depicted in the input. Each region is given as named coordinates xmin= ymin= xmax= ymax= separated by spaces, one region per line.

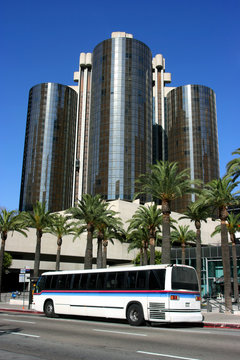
xmin=0 ymin=0 xmax=239 ymax=210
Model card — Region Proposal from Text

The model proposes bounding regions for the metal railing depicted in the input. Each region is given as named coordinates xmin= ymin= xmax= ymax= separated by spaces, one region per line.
xmin=202 ymin=297 xmax=240 ymax=313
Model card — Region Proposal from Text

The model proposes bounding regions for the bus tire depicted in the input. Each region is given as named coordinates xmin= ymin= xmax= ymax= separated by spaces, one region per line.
xmin=44 ymin=300 xmax=55 ymax=317
xmin=126 ymin=303 xmax=144 ymax=326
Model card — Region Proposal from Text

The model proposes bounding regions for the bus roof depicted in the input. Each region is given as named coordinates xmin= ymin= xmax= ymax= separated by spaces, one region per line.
xmin=39 ymin=264 xmax=195 ymax=277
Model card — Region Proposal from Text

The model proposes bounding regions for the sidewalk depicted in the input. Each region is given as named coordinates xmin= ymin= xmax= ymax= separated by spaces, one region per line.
xmin=0 ymin=301 xmax=239 ymax=329
xmin=202 ymin=310 xmax=240 ymax=329
xmin=0 ymin=301 xmax=42 ymax=314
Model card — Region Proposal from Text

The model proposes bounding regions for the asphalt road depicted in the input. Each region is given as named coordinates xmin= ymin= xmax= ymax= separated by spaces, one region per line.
xmin=0 ymin=312 xmax=240 ymax=360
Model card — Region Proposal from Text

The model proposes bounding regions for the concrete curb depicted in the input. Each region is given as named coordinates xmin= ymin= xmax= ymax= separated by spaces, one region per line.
xmin=203 ymin=322 xmax=240 ymax=329
xmin=0 ymin=307 xmax=43 ymax=315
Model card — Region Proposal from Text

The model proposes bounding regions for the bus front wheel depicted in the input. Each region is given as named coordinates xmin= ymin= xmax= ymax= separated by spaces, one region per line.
xmin=44 ymin=300 xmax=55 ymax=317
xmin=127 ymin=303 xmax=144 ymax=326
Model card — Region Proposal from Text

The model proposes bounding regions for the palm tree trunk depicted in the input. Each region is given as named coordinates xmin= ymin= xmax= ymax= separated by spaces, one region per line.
xmin=139 ymin=248 xmax=143 ymax=266
xmin=149 ymin=235 xmax=155 ymax=265
xmin=161 ymin=200 xmax=171 ymax=264
xmin=56 ymin=237 xmax=62 ymax=271
xmin=0 ymin=233 xmax=7 ymax=301
xmin=34 ymin=229 xmax=42 ymax=278
xmin=195 ymin=221 xmax=202 ymax=290
xmin=181 ymin=243 xmax=186 ymax=265
xmin=143 ymin=241 xmax=148 ymax=266
xmin=220 ymin=207 xmax=232 ymax=313
xmin=231 ymin=235 xmax=239 ymax=303
xmin=97 ymin=233 xmax=103 ymax=269
xmin=85 ymin=224 xmax=94 ymax=269
xmin=102 ymin=240 xmax=108 ymax=268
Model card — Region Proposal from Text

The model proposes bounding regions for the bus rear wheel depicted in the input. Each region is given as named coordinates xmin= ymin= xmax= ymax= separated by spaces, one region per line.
xmin=44 ymin=300 xmax=55 ymax=317
xmin=127 ymin=303 xmax=144 ymax=326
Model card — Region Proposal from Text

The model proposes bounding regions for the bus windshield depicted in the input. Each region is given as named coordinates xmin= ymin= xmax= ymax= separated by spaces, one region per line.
xmin=172 ymin=266 xmax=199 ymax=291
xmin=36 ymin=276 xmax=46 ymax=293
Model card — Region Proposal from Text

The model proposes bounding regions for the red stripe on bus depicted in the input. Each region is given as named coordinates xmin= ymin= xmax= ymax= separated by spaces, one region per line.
xmin=34 ymin=290 xmax=200 ymax=295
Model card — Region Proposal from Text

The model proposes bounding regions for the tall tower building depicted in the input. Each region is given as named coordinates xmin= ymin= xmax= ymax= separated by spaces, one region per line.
xmin=166 ymin=84 xmax=219 ymax=213
xmin=19 ymin=83 xmax=77 ymax=212
xmin=152 ymin=55 xmax=172 ymax=163
xmin=72 ymin=53 xmax=92 ymax=205
xmin=87 ymin=32 xmax=153 ymax=201
xmin=19 ymin=33 xmax=220 ymax=214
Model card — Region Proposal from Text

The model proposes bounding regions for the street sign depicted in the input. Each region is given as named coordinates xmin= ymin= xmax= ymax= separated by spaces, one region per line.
xmin=19 ymin=274 xmax=30 ymax=283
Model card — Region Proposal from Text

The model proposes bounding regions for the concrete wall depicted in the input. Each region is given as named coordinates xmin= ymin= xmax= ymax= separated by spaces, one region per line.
xmin=4 ymin=199 xmax=221 ymax=272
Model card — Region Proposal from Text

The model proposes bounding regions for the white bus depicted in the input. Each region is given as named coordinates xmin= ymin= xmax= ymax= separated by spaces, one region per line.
xmin=32 ymin=264 xmax=202 ymax=326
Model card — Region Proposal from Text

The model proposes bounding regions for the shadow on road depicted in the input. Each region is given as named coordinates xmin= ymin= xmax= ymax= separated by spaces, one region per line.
xmin=56 ymin=314 xmax=203 ymax=328
xmin=0 ymin=326 xmax=22 ymax=336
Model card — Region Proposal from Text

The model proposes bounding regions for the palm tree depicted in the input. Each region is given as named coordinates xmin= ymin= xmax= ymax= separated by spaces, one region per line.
xmin=211 ymin=212 xmax=240 ymax=303
xmin=68 ymin=194 xmax=107 ymax=269
xmin=127 ymin=227 xmax=149 ymax=266
xmin=47 ymin=214 xmax=75 ymax=271
xmin=101 ymin=224 xmax=125 ymax=268
xmin=0 ymin=210 xmax=27 ymax=300
xmin=171 ymin=225 xmax=196 ymax=265
xmin=226 ymin=148 xmax=240 ymax=181
xmin=127 ymin=204 xmax=162 ymax=264
xmin=3 ymin=252 xmax=12 ymax=272
xmin=135 ymin=161 xmax=200 ymax=264
xmin=180 ymin=201 xmax=211 ymax=287
xmin=20 ymin=202 xmax=53 ymax=277
xmin=94 ymin=207 xmax=123 ymax=269
xmin=202 ymin=176 xmax=240 ymax=313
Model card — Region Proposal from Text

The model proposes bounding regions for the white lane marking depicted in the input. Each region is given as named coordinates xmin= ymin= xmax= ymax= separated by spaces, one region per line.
xmin=2 ymin=318 xmax=35 ymax=324
xmin=94 ymin=329 xmax=147 ymax=337
xmin=137 ymin=351 xmax=201 ymax=360
xmin=0 ymin=331 xmax=40 ymax=338
xmin=11 ymin=332 xmax=40 ymax=338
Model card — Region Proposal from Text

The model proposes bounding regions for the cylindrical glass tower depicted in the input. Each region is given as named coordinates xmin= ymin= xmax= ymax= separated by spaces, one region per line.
xmin=19 ymin=83 xmax=77 ymax=212
xmin=167 ymin=84 xmax=219 ymax=213
xmin=87 ymin=33 xmax=152 ymax=200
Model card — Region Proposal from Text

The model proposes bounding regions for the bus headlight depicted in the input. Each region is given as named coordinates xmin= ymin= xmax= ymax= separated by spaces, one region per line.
xmin=170 ymin=295 xmax=180 ymax=300
xmin=195 ymin=296 xmax=201 ymax=301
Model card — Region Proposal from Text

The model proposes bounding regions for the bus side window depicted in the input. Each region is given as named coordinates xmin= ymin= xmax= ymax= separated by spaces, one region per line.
xmin=115 ymin=272 xmax=125 ymax=290
xmin=66 ymin=274 xmax=73 ymax=289
xmin=97 ymin=273 xmax=106 ymax=289
xmin=56 ymin=275 xmax=67 ymax=290
xmin=72 ymin=274 xmax=81 ymax=290
xmin=88 ymin=273 xmax=98 ymax=290
xmin=149 ymin=270 xmax=161 ymax=290
xmin=136 ymin=271 xmax=146 ymax=290
xmin=154 ymin=270 xmax=166 ymax=290
xmin=51 ymin=275 xmax=58 ymax=289
xmin=45 ymin=276 xmax=53 ymax=290
xmin=126 ymin=271 xmax=137 ymax=290
xmin=106 ymin=272 xmax=117 ymax=289
xmin=80 ymin=274 xmax=88 ymax=290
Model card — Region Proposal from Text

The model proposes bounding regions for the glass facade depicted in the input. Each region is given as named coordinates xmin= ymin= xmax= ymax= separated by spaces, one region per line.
xmin=87 ymin=36 xmax=152 ymax=200
xmin=171 ymin=244 xmax=240 ymax=297
xmin=167 ymin=85 xmax=219 ymax=213
xmin=19 ymin=83 xmax=77 ymax=212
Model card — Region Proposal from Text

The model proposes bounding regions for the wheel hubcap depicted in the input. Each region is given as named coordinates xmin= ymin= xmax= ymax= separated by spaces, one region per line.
xmin=47 ymin=304 xmax=53 ymax=313
xmin=130 ymin=310 xmax=138 ymax=321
